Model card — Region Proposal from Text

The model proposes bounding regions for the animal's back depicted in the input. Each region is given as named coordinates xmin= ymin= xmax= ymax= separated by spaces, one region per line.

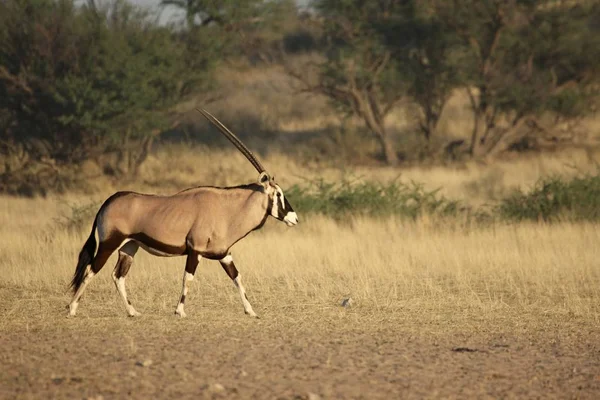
xmin=98 ymin=191 xmax=198 ymax=247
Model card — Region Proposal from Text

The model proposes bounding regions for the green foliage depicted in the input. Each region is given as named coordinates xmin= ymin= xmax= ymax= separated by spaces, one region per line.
xmin=313 ymin=0 xmax=408 ymax=116
xmin=0 ymin=0 xmax=213 ymax=166
xmin=497 ymin=174 xmax=600 ymax=222
xmin=160 ymin=0 xmax=293 ymax=61
xmin=286 ymin=178 xmax=461 ymax=220
xmin=0 ymin=0 xmax=222 ymax=194
xmin=435 ymin=0 xmax=600 ymax=117
xmin=287 ymin=173 xmax=600 ymax=224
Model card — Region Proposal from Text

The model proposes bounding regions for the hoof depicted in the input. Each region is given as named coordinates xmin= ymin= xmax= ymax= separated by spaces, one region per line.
xmin=128 ymin=311 xmax=142 ymax=317
xmin=67 ymin=304 xmax=77 ymax=317
xmin=174 ymin=310 xmax=187 ymax=318
xmin=245 ymin=311 xmax=259 ymax=319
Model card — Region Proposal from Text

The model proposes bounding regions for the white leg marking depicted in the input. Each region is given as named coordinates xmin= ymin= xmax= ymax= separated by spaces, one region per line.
xmin=175 ymin=272 xmax=194 ymax=318
xmin=68 ymin=267 xmax=95 ymax=317
xmin=93 ymin=226 xmax=100 ymax=258
xmin=234 ymin=274 xmax=257 ymax=318
xmin=112 ymin=273 xmax=140 ymax=317
xmin=222 ymin=255 xmax=233 ymax=264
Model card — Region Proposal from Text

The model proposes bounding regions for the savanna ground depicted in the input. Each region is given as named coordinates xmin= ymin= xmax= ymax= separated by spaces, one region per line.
xmin=1 ymin=149 xmax=600 ymax=399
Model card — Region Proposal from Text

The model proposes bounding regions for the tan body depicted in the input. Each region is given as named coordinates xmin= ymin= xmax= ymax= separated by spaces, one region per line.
xmin=68 ymin=176 xmax=297 ymax=318
xmin=101 ymin=184 xmax=270 ymax=260
xmin=68 ymin=109 xmax=298 ymax=318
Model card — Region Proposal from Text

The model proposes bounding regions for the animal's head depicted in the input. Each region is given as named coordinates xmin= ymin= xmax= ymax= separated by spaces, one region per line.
xmin=258 ymin=172 xmax=298 ymax=226
xmin=197 ymin=108 xmax=299 ymax=227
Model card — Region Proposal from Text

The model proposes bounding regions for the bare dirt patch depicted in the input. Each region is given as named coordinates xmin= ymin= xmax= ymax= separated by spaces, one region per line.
xmin=1 ymin=294 xmax=599 ymax=399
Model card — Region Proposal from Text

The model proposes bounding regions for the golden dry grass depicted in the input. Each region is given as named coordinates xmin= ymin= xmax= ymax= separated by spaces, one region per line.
xmin=1 ymin=193 xmax=599 ymax=326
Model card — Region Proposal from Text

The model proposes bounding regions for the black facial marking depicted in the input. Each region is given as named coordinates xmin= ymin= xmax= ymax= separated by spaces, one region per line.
xmin=284 ymin=197 xmax=293 ymax=212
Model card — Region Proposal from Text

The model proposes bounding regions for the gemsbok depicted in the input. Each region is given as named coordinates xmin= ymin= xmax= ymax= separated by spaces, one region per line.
xmin=68 ymin=108 xmax=298 ymax=318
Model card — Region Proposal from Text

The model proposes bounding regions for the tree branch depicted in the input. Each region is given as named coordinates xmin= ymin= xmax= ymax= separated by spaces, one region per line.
xmin=0 ymin=66 xmax=33 ymax=95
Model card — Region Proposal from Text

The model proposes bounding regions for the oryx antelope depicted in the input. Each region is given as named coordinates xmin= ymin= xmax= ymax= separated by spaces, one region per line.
xmin=68 ymin=109 xmax=298 ymax=318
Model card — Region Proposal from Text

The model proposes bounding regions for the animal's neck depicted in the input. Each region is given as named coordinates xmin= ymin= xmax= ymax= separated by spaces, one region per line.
xmin=224 ymin=189 xmax=270 ymax=245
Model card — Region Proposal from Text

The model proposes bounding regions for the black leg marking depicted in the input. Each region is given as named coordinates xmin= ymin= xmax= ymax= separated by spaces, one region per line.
xmin=185 ymin=252 xmax=199 ymax=275
xmin=219 ymin=257 xmax=239 ymax=281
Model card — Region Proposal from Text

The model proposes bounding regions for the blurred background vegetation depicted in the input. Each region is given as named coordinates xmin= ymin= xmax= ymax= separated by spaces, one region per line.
xmin=1 ymin=0 xmax=600 ymax=207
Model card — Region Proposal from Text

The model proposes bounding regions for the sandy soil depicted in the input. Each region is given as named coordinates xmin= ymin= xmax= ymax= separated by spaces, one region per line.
xmin=1 ymin=294 xmax=599 ymax=400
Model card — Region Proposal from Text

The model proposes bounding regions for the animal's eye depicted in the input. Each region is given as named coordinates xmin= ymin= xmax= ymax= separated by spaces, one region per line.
xmin=277 ymin=193 xmax=282 ymax=197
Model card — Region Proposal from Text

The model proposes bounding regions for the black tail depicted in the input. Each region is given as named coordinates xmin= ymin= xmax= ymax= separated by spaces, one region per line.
xmin=71 ymin=218 xmax=98 ymax=294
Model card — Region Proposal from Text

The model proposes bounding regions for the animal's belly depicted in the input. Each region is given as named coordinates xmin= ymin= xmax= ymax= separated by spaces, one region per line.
xmin=129 ymin=232 xmax=187 ymax=257
xmin=136 ymin=241 xmax=183 ymax=257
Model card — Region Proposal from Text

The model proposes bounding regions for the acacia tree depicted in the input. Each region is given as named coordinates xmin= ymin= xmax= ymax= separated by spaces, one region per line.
xmin=160 ymin=0 xmax=295 ymax=64
xmin=433 ymin=0 xmax=600 ymax=158
xmin=160 ymin=0 xmax=269 ymax=28
xmin=286 ymin=0 xmax=413 ymax=165
xmin=286 ymin=0 xmax=463 ymax=164
xmin=376 ymin=4 xmax=461 ymax=142
xmin=0 ymin=0 xmax=212 ymax=193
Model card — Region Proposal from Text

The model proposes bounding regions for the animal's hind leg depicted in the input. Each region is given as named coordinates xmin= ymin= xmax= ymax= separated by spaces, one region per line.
xmin=112 ymin=241 xmax=140 ymax=317
xmin=68 ymin=266 xmax=95 ymax=316
xmin=219 ymin=254 xmax=258 ymax=318
xmin=68 ymin=236 xmax=124 ymax=316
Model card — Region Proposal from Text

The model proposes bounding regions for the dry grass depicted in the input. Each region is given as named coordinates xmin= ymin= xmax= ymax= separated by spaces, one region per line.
xmin=3 ymin=141 xmax=599 ymax=325
xmin=1 ymin=194 xmax=599 ymax=327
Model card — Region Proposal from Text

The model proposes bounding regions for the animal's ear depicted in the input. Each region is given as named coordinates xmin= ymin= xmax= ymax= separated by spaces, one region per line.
xmin=258 ymin=171 xmax=271 ymax=187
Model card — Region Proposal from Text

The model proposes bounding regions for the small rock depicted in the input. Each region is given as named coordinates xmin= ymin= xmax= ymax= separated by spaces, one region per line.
xmin=308 ymin=393 xmax=321 ymax=400
xmin=239 ymin=370 xmax=248 ymax=378
xmin=211 ymin=383 xmax=225 ymax=392
xmin=341 ymin=298 xmax=353 ymax=307
xmin=135 ymin=359 xmax=153 ymax=367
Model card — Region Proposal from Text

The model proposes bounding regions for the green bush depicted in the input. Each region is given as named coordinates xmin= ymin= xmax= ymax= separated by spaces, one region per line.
xmin=286 ymin=179 xmax=461 ymax=220
xmin=497 ymin=174 xmax=600 ymax=222
xmin=286 ymin=173 xmax=600 ymax=224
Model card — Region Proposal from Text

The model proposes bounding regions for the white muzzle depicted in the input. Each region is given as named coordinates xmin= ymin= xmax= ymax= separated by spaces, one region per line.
xmin=283 ymin=212 xmax=298 ymax=226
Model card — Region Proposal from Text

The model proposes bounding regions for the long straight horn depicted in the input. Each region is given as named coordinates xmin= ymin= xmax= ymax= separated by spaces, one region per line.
xmin=196 ymin=108 xmax=266 ymax=174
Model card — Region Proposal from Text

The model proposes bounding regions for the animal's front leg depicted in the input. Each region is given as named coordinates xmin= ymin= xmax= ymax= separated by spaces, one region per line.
xmin=175 ymin=252 xmax=199 ymax=317
xmin=219 ymin=254 xmax=258 ymax=318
